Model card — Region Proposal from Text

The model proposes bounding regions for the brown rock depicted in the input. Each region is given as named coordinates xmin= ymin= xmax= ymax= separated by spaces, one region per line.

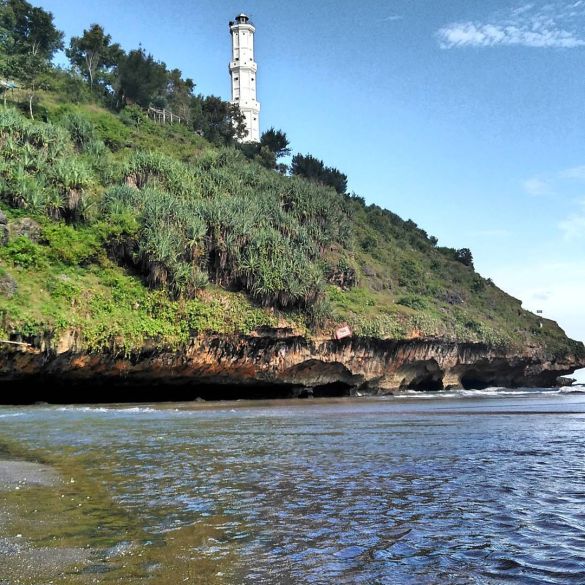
xmin=9 ymin=218 xmax=41 ymax=243
xmin=0 ymin=330 xmax=583 ymax=400
xmin=0 ymin=272 xmax=17 ymax=298
xmin=0 ymin=211 xmax=8 ymax=246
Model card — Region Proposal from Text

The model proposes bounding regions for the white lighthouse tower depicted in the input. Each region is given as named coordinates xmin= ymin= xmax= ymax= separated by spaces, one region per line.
xmin=229 ymin=13 xmax=260 ymax=143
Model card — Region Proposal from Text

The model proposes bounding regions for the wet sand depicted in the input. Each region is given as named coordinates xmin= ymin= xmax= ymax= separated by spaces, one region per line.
xmin=0 ymin=459 xmax=91 ymax=584
xmin=0 ymin=459 xmax=60 ymax=489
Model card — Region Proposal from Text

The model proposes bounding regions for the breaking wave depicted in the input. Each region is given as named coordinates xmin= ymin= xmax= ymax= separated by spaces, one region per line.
xmin=393 ymin=387 xmax=581 ymax=399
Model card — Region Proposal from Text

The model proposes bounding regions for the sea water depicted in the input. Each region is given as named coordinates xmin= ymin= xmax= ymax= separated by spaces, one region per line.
xmin=1 ymin=388 xmax=585 ymax=584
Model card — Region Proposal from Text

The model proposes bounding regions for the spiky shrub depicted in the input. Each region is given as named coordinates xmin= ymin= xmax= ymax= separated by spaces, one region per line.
xmin=50 ymin=158 xmax=95 ymax=221
xmin=1 ymin=108 xmax=349 ymax=309
xmin=105 ymin=149 xmax=350 ymax=307
xmin=102 ymin=187 xmax=208 ymax=298
xmin=124 ymin=151 xmax=199 ymax=197
xmin=60 ymin=112 xmax=98 ymax=152
xmin=0 ymin=109 xmax=98 ymax=220
xmin=0 ymin=110 xmax=72 ymax=160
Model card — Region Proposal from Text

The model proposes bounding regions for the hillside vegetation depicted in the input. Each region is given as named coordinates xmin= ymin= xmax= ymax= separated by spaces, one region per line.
xmin=0 ymin=0 xmax=581 ymax=361
xmin=0 ymin=99 xmax=581 ymax=361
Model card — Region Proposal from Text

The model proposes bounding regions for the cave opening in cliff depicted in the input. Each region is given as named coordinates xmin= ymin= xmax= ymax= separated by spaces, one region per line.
xmin=1 ymin=379 xmax=318 ymax=404
xmin=311 ymin=382 xmax=353 ymax=398
xmin=405 ymin=375 xmax=444 ymax=392
xmin=459 ymin=374 xmax=492 ymax=390
xmin=395 ymin=360 xmax=444 ymax=392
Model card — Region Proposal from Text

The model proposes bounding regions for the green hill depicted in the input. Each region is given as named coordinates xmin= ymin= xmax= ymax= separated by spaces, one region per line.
xmin=0 ymin=97 xmax=582 ymax=364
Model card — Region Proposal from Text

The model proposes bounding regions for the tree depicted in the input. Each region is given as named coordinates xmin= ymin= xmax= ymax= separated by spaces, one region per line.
xmin=0 ymin=0 xmax=63 ymax=117
xmin=0 ymin=4 xmax=13 ymax=75
xmin=291 ymin=153 xmax=322 ymax=181
xmin=291 ymin=153 xmax=348 ymax=194
xmin=15 ymin=51 xmax=50 ymax=118
xmin=66 ymin=24 xmax=122 ymax=91
xmin=191 ymin=95 xmax=246 ymax=146
xmin=165 ymin=68 xmax=195 ymax=121
xmin=260 ymin=127 xmax=290 ymax=160
xmin=1 ymin=0 xmax=63 ymax=59
xmin=239 ymin=128 xmax=289 ymax=170
xmin=256 ymin=145 xmax=277 ymax=170
xmin=455 ymin=248 xmax=474 ymax=268
xmin=322 ymin=166 xmax=348 ymax=195
xmin=116 ymin=48 xmax=167 ymax=107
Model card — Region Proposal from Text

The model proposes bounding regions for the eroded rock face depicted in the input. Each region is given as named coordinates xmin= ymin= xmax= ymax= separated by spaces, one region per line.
xmin=0 ymin=211 xmax=8 ymax=246
xmin=9 ymin=218 xmax=41 ymax=242
xmin=0 ymin=272 xmax=17 ymax=298
xmin=0 ymin=330 xmax=584 ymax=402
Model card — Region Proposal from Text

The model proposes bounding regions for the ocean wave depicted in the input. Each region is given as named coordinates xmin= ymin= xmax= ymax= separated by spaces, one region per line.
xmin=459 ymin=388 xmax=532 ymax=397
xmin=0 ymin=412 xmax=24 ymax=418
xmin=56 ymin=406 xmax=110 ymax=413
xmin=393 ymin=387 xmax=569 ymax=399
xmin=55 ymin=406 xmax=157 ymax=414
xmin=558 ymin=387 xmax=585 ymax=395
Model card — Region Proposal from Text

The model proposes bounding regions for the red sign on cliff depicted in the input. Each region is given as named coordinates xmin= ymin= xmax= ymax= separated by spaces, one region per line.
xmin=335 ymin=325 xmax=352 ymax=340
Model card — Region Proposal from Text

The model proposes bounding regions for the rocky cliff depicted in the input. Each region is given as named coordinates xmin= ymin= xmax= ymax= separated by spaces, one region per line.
xmin=2 ymin=328 xmax=583 ymax=403
xmin=2 ymin=107 xmax=584 ymax=404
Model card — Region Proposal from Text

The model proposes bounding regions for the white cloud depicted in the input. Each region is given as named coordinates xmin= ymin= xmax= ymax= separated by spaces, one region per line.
xmin=381 ymin=15 xmax=403 ymax=23
xmin=438 ymin=2 xmax=585 ymax=48
xmin=559 ymin=165 xmax=585 ymax=179
xmin=559 ymin=199 xmax=585 ymax=239
xmin=523 ymin=177 xmax=553 ymax=196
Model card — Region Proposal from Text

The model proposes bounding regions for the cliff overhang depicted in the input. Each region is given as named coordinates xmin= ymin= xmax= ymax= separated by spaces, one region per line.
xmin=1 ymin=329 xmax=584 ymax=403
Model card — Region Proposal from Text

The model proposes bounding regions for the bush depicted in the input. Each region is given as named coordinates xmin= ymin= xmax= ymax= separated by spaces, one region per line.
xmin=119 ymin=105 xmax=148 ymax=127
xmin=42 ymin=223 xmax=103 ymax=265
xmin=84 ymin=110 xmax=129 ymax=151
xmin=397 ymin=295 xmax=428 ymax=310
xmin=455 ymin=248 xmax=474 ymax=268
xmin=60 ymin=112 xmax=98 ymax=151
xmin=398 ymin=258 xmax=423 ymax=288
xmin=0 ymin=237 xmax=46 ymax=268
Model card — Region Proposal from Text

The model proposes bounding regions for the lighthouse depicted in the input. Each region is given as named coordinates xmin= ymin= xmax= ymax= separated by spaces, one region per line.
xmin=229 ymin=13 xmax=260 ymax=143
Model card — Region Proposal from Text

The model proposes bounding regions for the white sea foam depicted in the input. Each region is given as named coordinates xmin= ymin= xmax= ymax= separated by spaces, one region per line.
xmin=393 ymin=387 xmax=565 ymax=399
xmin=392 ymin=391 xmax=460 ymax=399
xmin=459 ymin=388 xmax=530 ymax=397
xmin=56 ymin=406 xmax=110 ymax=413
xmin=0 ymin=412 xmax=24 ymax=418
xmin=55 ymin=406 xmax=157 ymax=414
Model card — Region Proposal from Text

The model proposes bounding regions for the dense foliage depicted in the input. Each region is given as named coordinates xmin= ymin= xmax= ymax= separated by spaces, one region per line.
xmin=65 ymin=24 xmax=122 ymax=91
xmin=0 ymin=0 xmax=63 ymax=117
xmin=291 ymin=153 xmax=348 ymax=194
xmin=107 ymin=149 xmax=348 ymax=307
xmin=0 ymin=107 xmax=348 ymax=309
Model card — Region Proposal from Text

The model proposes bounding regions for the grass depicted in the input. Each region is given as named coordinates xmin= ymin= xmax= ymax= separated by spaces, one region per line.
xmin=0 ymin=237 xmax=280 ymax=355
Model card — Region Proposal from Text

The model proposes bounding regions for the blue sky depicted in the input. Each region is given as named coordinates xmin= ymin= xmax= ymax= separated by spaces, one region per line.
xmin=36 ymin=0 xmax=585 ymax=378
